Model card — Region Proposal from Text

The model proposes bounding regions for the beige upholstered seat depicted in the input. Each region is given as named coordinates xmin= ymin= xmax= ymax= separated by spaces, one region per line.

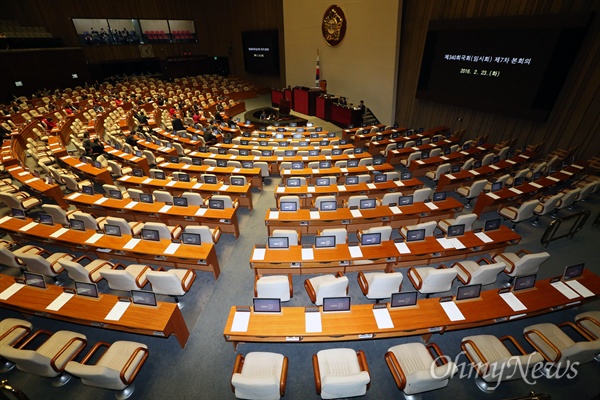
xmin=425 ymin=163 xmax=450 ymax=181
xmin=58 ymin=256 xmax=116 ymax=284
xmin=456 ymin=179 xmax=488 ymax=208
xmin=18 ymin=251 xmax=75 ymax=281
xmin=99 ymin=264 xmax=152 ymax=292
xmin=141 ymin=221 xmax=182 ymax=241
xmin=231 ymin=352 xmax=288 ymax=400
xmin=399 ymin=221 xmax=437 ymax=239
xmin=42 ymin=205 xmax=76 ymax=226
xmin=318 ymin=228 xmax=347 ymax=245
xmin=357 ymin=225 xmax=392 ymax=242
xmin=182 ymin=225 xmax=221 ymax=244
xmin=254 ymin=275 xmax=293 ymax=302
xmin=278 ymin=195 xmax=300 ymax=211
xmin=304 ymin=273 xmax=348 ymax=306
xmin=145 ymin=268 xmax=196 ymax=306
xmin=437 ymin=213 xmax=477 ymax=233
xmin=0 ymin=192 xmax=42 ymax=211
xmin=492 ymin=250 xmax=550 ymax=279
xmin=498 ymin=199 xmax=539 ymax=229
xmin=0 ymin=244 xmax=42 ymax=270
xmin=575 ymin=311 xmax=600 ymax=339
xmin=451 ymin=258 xmax=506 ymax=286
xmin=0 ymin=318 xmax=32 ymax=348
xmin=104 ymin=216 xmax=143 ymax=236
xmin=313 ymin=348 xmax=370 ymax=399
xmin=407 ymin=267 xmax=457 ymax=296
xmin=412 ymin=188 xmax=433 ymax=203
xmin=272 ymin=229 xmax=299 ymax=246
xmin=532 ymin=193 xmax=563 ymax=225
xmin=357 ymin=271 xmax=403 ymax=300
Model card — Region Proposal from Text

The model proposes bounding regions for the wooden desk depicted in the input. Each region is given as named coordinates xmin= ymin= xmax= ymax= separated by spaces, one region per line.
xmin=135 ymin=139 xmax=178 ymax=157
xmin=385 ymin=137 xmax=460 ymax=165
xmin=279 ymin=163 xmax=394 ymax=184
xmin=58 ymin=155 xmax=114 ymax=185
xmin=0 ymin=216 xmax=221 ymax=279
xmin=116 ymin=175 xmax=254 ymax=210
xmin=6 ymin=165 xmax=67 ymax=208
xmin=409 ymin=144 xmax=494 ymax=177
xmin=156 ymin=161 xmax=263 ymax=190
xmin=265 ymin=198 xmax=463 ymax=234
xmin=64 ymin=192 xmax=240 ymax=238
xmin=214 ymin=141 xmax=355 ymax=152
xmin=250 ymin=225 xmax=520 ymax=275
xmin=223 ymin=271 xmax=599 ymax=349
xmin=104 ymin=145 xmax=150 ymax=175
xmin=153 ymin=127 xmax=205 ymax=150
xmin=0 ymin=274 xmax=190 ymax=348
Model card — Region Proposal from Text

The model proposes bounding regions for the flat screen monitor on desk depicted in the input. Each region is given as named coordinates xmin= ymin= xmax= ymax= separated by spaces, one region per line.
xmin=451 ymin=165 xmax=461 ymax=173
xmin=398 ymin=195 xmax=413 ymax=206
xmin=165 ymin=143 xmax=173 ymax=149
xmin=132 ymin=168 xmax=144 ymax=177
xmin=463 ymin=143 xmax=470 ymax=151
xmin=513 ymin=177 xmax=524 ymax=187
xmin=447 ymin=224 xmax=465 ymax=237
xmin=181 ymin=232 xmax=201 ymax=245
xmin=217 ymin=160 xmax=227 ymax=167
xmin=323 ymin=297 xmax=351 ymax=313
xmin=69 ymin=219 xmax=85 ymax=231
xmin=285 ymin=150 xmax=295 ymax=157
xmin=433 ymin=191 xmax=446 ymax=202
xmin=401 ymin=172 xmax=412 ymax=180
xmin=319 ymin=200 xmax=337 ymax=211
xmin=444 ymin=147 xmax=452 ymax=155
xmin=291 ymin=161 xmax=304 ymax=170
xmin=513 ymin=274 xmax=537 ymax=292
xmin=346 ymin=176 xmax=358 ymax=185
xmin=374 ymin=174 xmax=387 ymax=183
xmin=141 ymin=228 xmax=160 ymax=241
xmin=169 ymin=156 xmax=179 ymax=163
xmin=11 ymin=208 xmax=26 ymax=219
xmin=203 ymin=175 xmax=217 ymax=184
xmin=280 ymin=201 xmax=297 ymax=212
xmin=333 ymin=149 xmax=343 ymax=156
xmin=354 ymin=148 xmax=364 ymax=154
xmin=361 ymin=232 xmax=381 ymax=246
xmin=139 ymin=193 xmax=153 ymax=204
xmin=315 ymin=235 xmax=336 ymax=248
xmin=532 ymin=172 xmax=542 ymax=181
xmin=38 ymin=213 xmax=53 ymax=226
xmin=262 ymin=150 xmax=272 ymax=156
xmin=75 ymin=281 xmax=99 ymax=299
xmin=299 ymin=141 xmax=309 ymax=147
xmin=347 ymin=160 xmax=359 ymax=168
xmin=319 ymin=161 xmax=331 ymax=169
xmin=563 ymin=263 xmax=584 ymax=281
xmin=484 ymin=218 xmax=501 ymax=231
xmin=239 ymin=149 xmax=249 ymax=156
xmin=406 ymin=228 xmax=426 ymax=242
xmin=253 ymin=298 xmax=282 ymax=314
xmin=242 ymin=161 xmax=254 ymax=169
xmin=315 ymin=178 xmax=330 ymax=186
xmin=396 ymin=142 xmax=405 ymax=149
xmin=173 ymin=196 xmax=188 ymax=207
xmin=390 ymin=291 xmax=418 ymax=309
xmin=82 ymin=186 xmax=94 ymax=195
xmin=153 ymin=171 xmax=166 ymax=180
xmin=108 ymin=189 xmax=123 ymax=200
xmin=23 ymin=272 xmax=46 ymax=289
xmin=421 ymin=151 xmax=430 ymax=160
xmin=131 ymin=290 xmax=157 ymax=307
xmin=309 ymin=150 xmax=320 ymax=156
xmin=230 ymin=177 xmax=245 ymax=186
xmin=209 ymin=199 xmax=225 ymax=210
xmin=192 ymin=158 xmax=202 ymax=165
xmin=104 ymin=224 xmax=121 ymax=237
xmin=268 ymin=236 xmax=289 ymax=249
xmin=178 ymin=173 xmax=190 ymax=182
xmin=359 ymin=198 xmax=377 ymax=210
xmin=491 ymin=181 xmax=503 ymax=192
xmin=493 ymin=156 xmax=500 ymax=164
xmin=473 ymin=160 xmax=482 ymax=169
xmin=286 ymin=178 xmax=301 ymax=187
xmin=94 ymin=161 xmax=102 ymax=169
xmin=456 ymin=284 xmax=482 ymax=301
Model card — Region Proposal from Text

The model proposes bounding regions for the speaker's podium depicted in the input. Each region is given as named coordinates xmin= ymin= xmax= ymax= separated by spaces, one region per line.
xmin=293 ymin=87 xmax=324 ymax=116
xmin=279 ymin=99 xmax=291 ymax=116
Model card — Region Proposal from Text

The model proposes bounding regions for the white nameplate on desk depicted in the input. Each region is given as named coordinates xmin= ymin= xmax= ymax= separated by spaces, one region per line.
xmin=311 ymin=169 xmax=319 ymax=174
xmin=0 ymin=216 xmax=11 ymax=224
xmin=120 ymin=175 xmax=131 ymax=181
xmin=350 ymin=209 xmax=362 ymax=218
xmin=487 ymin=193 xmax=500 ymax=200
xmin=163 ymin=243 xmax=181 ymax=255
xmin=366 ymin=183 xmax=376 ymax=189
xmin=529 ymin=182 xmax=542 ymax=189
xmin=0 ymin=282 xmax=25 ymax=300
xmin=94 ymin=197 xmax=109 ymax=205
xmin=124 ymin=202 xmax=137 ymax=209
xmin=348 ymin=246 xmax=363 ymax=258
xmin=560 ymin=170 xmax=573 ymax=176
xmin=276 ymin=186 xmax=284 ymax=193
xmin=50 ymin=227 xmax=69 ymax=238
xmin=305 ymin=312 xmax=322 ymax=333
xmin=416 ymin=160 xmax=424 ymax=164
xmin=269 ymin=211 xmax=279 ymax=219
xmin=75 ymin=163 xmax=86 ymax=168
xmin=337 ymin=185 xmax=347 ymax=191
xmin=506 ymin=159 xmax=516 ymax=164
xmin=389 ymin=206 xmax=402 ymax=214
xmin=182 ymin=164 xmax=190 ymax=169
xmin=25 ymin=177 xmax=39 ymax=184
xmin=195 ymin=208 xmax=207 ymax=216
xmin=436 ymin=238 xmax=455 ymax=249
xmin=366 ymin=166 xmax=375 ymax=171
xmin=19 ymin=222 xmax=38 ymax=232
xmin=85 ymin=233 xmax=103 ymax=244
xmin=509 ymin=188 xmax=523 ymax=194
xmin=310 ymin=211 xmax=320 ymax=220
xmin=546 ymin=176 xmax=560 ymax=182
xmin=440 ymin=156 xmax=449 ymax=160
xmin=340 ymin=168 xmax=348 ymax=173
xmin=159 ymin=205 xmax=172 ymax=213
xmin=231 ymin=311 xmax=251 ymax=332
xmin=302 ymin=248 xmax=314 ymax=260
xmin=500 ymin=291 xmax=527 ymax=312
xmin=142 ymin=178 xmax=152 ymax=184
xmin=373 ymin=307 xmax=394 ymax=329
xmin=252 ymin=248 xmax=266 ymax=261
xmin=445 ymin=174 xmax=456 ymax=179
xmin=489 ymin=165 xmax=500 ymax=170
xmin=469 ymin=170 xmax=480 ymax=175
xmin=192 ymin=183 xmax=203 ymax=189
xmin=166 ymin=180 xmax=177 ymax=187
xmin=475 ymin=231 xmax=493 ymax=243
xmin=206 ymin=166 xmax=215 ymax=172
xmin=394 ymin=242 xmax=411 ymax=254
xmin=46 ymin=292 xmax=74 ymax=311
xmin=448 ymin=238 xmax=466 ymax=249
xmin=307 ymin=186 xmax=316 ymax=193
xmin=220 ymin=185 xmax=230 ymax=190
xmin=441 ymin=301 xmax=465 ymax=321
xmin=123 ymin=238 xmax=141 ymax=250
xmin=105 ymin=301 xmax=130 ymax=321
xmin=394 ymin=180 xmax=404 ymax=186
xmin=425 ymin=202 xmax=439 ymax=210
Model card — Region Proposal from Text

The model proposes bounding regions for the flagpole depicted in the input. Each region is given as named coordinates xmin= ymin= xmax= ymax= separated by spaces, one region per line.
xmin=315 ymin=49 xmax=320 ymax=87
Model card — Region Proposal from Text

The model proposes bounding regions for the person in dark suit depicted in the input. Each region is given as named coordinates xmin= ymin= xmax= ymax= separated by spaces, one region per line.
xmin=171 ymin=115 xmax=185 ymax=132
xmin=359 ymin=100 xmax=366 ymax=115
xmin=91 ymin=138 xmax=105 ymax=157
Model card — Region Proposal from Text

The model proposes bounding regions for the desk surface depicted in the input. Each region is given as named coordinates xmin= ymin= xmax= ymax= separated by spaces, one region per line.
xmin=0 ymin=274 xmax=190 ymax=348
xmin=224 ymin=271 xmax=599 ymax=347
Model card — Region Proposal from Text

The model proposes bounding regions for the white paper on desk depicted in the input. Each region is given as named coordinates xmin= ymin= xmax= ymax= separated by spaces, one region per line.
xmin=159 ymin=205 xmax=172 ymax=213
xmin=460 ymin=151 xmax=469 ymax=155
xmin=470 ymin=170 xmax=481 ymax=175
xmin=50 ymin=227 xmax=69 ymax=238
xmin=310 ymin=211 xmax=320 ymax=220
xmin=192 ymin=183 xmax=203 ymax=189
xmin=325 ymin=156 xmax=332 ymax=160
xmin=75 ymin=162 xmax=86 ymax=168
xmin=220 ymin=184 xmax=230 ymax=190
xmin=254 ymin=156 xmax=260 ymax=160
xmin=276 ymin=186 xmax=284 ymax=193
xmin=0 ymin=216 xmax=12 ymax=224
xmin=66 ymin=192 xmax=81 ymax=201
xmin=19 ymin=172 xmax=29 ymax=177
xmin=366 ymin=166 xmax=375 ymax=171
xmin=119 ymin=175 xmax=131 ymax=181
xmin=206 ymin=166 xmax=215 ymax=172
xmin=448 ymin=238 xmax=466 ymax=249
xmin=565 ymin=280 xmax=595 ymax=298
xmin=302 ymin=248 xmax=314 ymax=260
xmin=529 ymin=182 xmax=542 ymax=189
xmin=124 ymin=201 xmax=137 ymax=209
xmin=0 ymin=283 xmax=25 ymax=300
xmin=195 ymin=208 xmax=207 ymax=216
xmin=269 ymin=211 xmax=279 ymax=219
xmin=46 ymin=292 xmax=74 ymax=311
xmin=350 ymin=209 xmax=362 ymax=218
xmin=208 ymin=153 xmax=216 ymax=158
xmin=277 ymin=156 xmax=283 ymax=161
xmin=489 ymin=165 xmax=500 ymax=170
xmin=307 ymin=186 xmax=316 ymax=193
xmin=416 ymin=160 xmax=424 ymax=164
xmin=305 ymin=312 xmax=322 ymax=333
xmin=164 ymin=180 xmax=176 ymax=187
xmin=231 ymin=311 xmax=251 ymax=332
xmin=142 ymin=178 xmax=153 ymax=184
xmin=475 ymin=231 xmax=493 ymax=243
xmin=509 ymin=188 xmax=523 ymax=194
xmin=310 ymin=169 xmax=318 ymax=174
xmin=506 ymin=159 xmax=516 ymax=164
xmin=372 ymin=142 xmax=379 ymax=146
xmin=572 ymin=164 xmax=584 ymax=169
xmin=163 ymin=243 xmax=181 ymax=255
xmin=349 ymin=246 xmax=363 ymax=258
xmin=25 ymin=177 xmax=39 ymax=184
xmin=252 ymin=248 xmax=266 ymax=261
xmin=551 ymin=281 xmax=579 ymax=299
xmin=182 ymin=164 xmax=191 ymax=170
xmin=425 ymin=202 xmax=439 ymax=210
xmin=547 ymin=176 xmax=560 ymax=182
xmin=108 ymin=149 xmax=118 ymax=154
xmin=19 ymin=222 xmax=38 ymax=232
xmin=94 ymin=197 xmax=109 ymax=205
xmin=373 ymin=307 xmax=394 ymax=329
xmin=389 ymin=206 xmax=402 ymax=214
xmin=394 ymin=180 xmax=405 ymax=187
xmin=445 ymin=174 xmax=455 ymax=179
xmin=560 ymin=170 xmax=573 ymax=176
xmin=367 ymin=183 xmax=376 ymax=189
xmin=487 ymin=193 xmax=500 ymax=200
xmin=441 ymin=301 xmax=466 ymax=321
xmin=123 ymin=238 xmax=141 ymax=250
xmin=395 ymin=242 xmax=411 ymax=254
xmin=337 ymin=185 xmax=347 ymax=191
xmin=500 ymin=292 xmax=527 ymax=312
xmin=105 ymin=301 xmax=130 ymax=321
xmin=348 ymin=154 xmax=355 ymax=159
xmin=233 ymin=168 xmax=241 ymax=173
xmin=437 ymin=238 xmax=455 ymax=249
xmin=85 ymin=233 xmax=103 ymax=244
xmin=340 ymin=168 xmax=348 ymax=173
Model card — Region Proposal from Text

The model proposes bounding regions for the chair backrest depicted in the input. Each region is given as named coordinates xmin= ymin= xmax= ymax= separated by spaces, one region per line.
xmin=105 ymin=217 xmax=133 ymax=235
xmin=461 ymin=158 xmax=474 ymax=170
xmin=314 ymin=195 xmax=336 ymax=210
xmin=535 ymin=193 xmax=563 ymax=216
xmin=430 ymin=148 xmax=442 ymax=158
xmin=0 ymin=193 xmax=20 ymax=210
xmin=454 ymin=213 xmax=477 ymax=231
xmin=556 ymin=188 xmax=580 ymax=209
xmin=255 ymin=275 xmax=291 ymax=302
xmin=142 ymin=222 xmax=173 ymax=240
xmin=320 ymin=228 xmax=347 ymax=245
xmin=211 ymin=195 xmax=234 ymax=208
xmin=272 ymin=229 xmax=299 ymax=246
xmin=383 ymin=171 xmax=400 ymax=181
xmin=347 ymin=195 xmax=368 ymax=208
xmin=467 ymin=180 xmax=488 ymax=198
xmin=481 ymin=153 xmax=494 ymax=166
xmin=17 ymin=253 xmax=55 ymax=277
xmin=413 ymin=188 xmax=433 ymax=203
xmin=255 ymin=162 xmax=269 ymax=177
xmin=405 ymin=152 xmax=421 ymax=166
xmin=363 ymin=226 xmax=392 ymax=241
xmin=512 ymin=199 xmax=539 ymax=223
xmin=0 ymin=247 xmax=26 ymax=269
xmin=420 ymin=268 xmax=458 ymax=293
xmin=358 ymin=157 xmax=373 ymax=166
xmin=404 ymin=221 xmax=437 ymax=237
xmin=227 ymin=160 xmax=242 ymax=169
xmin=364 ymin=272 xmax=404 ymax=299
xmin=181 ymin=191 xmax=203 ymax=206
xmin=433 ymin=163 xmax=451 ymax=179
xmin=70 ymin=211 xmax=99 ymax=231
xmin=100 ymin=269 xmax=138 ymax=291
xmin=153 ymin=190 xmax=173 ymax=204
xmin=357 ymin=174 xmax=371 ymax=183
xmin=149 ymin=168 xmax=164 ymax=178
xmin=127 ymin=188 xmax=145 ymax=201
xmin=58 ymin=259 xmax=93 ymax=283
xmin=469 ymin=262 xmax=506 ymax=285
xmin=314 ymin=276 xmax=349 ymax=305
xmin=381 ymin=193 xmax=401 ymax=206
xmin=279 ymin=195 xmax=300 ymax=210
xmin=183 ymin=225 xmax=214 ymax=244
xmin=512 ymin=252 xmax=550 ymax=277
xmin=41 ymin=205 xmax=69 ymax=226
xmin=145 ymin=270 xmax=187 ymax=296
xmin=203 ymin=158 xmax=217 ymax=167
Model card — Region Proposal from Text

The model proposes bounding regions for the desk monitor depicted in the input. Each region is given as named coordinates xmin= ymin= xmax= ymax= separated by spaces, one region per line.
xmin=451 ymin=165 xmax=461 ymax=173
xmin=181 ymin=232 xmax=201 ymax=245
xmin=139 ymin=193 xmax=154 ymax=204
xmin=307 ymin=122 xmax=314 ymax=128
xmin=299 ymin=141 xmax=309 ymax=147
xmin=373 ymin=158 xmax=384 ymax=166
xmin=169 ymin=156 xmax=179 ymax=163
xmin=240 ymin=147 xmax=250 ymax=154
xmin=421 ymin=151 xmax=430 ymax=160
xmin=406 ymin=228 xmax=426 ymax=242
xmin=513 ymin=177 xmax=525 ymax=187
xmin=391 ymin=131 xmax=400 ymax=139
xmin=280 ymin=201 xmax=297 ymax=212
xmin=109 ymin=189 xmax=123 ymax=200
xmin=217 ymin=159 xmax=227 ymax=168
xmin=277 ymin=128 xmax=285 ymax=133
xmin=462 ymin=143 xmax=470 ymax=151
xmin=82 ymin=185 xmax=94 ymax=195
xmin=132 ymin=168 xmax=144 ymax=177
xmin=484 ymin=218 xmax=501 ymax=231
xmin=316 ymin=178 xmax=330 ymax=187
xmin=319 ymin=161 xmax=331 ymax=169
xmin=315 ymin=235 xmax=336 ymax=249
xmin=192 ymin=158 xmax=202 ymax=166
xmin=322 ymin=296 xmax=351 ymax=313
xmin=376 ymin=135 xmax=384 ymax=141
xmin=177 ymin=173 xmax=190 ymax=183
xmin=473 ymin=160 xmax=482 ymax=169
xmin=153 ymin=171 xmax=166 ymax=180
xmin=318 ymin=141 xmax=328 ymax=147
xmin=284 ymin=150 xmax=295 ymax=157
xmin=491 ymin=181 xmax=503 ymax=192
xmin=262 ymin=150 xmax=273 ymax=156
xmin=374 ymin=174 xmax=387 ymax=183
xmin=131 ymin=290 xmax=157 ymax=307
xmin=432 ymin=135 xmax=439 ymax=143
xmin=456 ymin=284 xmax=482 ymax=301
xmin=153 ymin=138 xmax=161 ymax=145
xmin=23 ymin=272 xmax=46 ymax=289
xmin=165 ymin=143 xmax=173 ymax=149
xmin=390 ymin=291 xmax=418 ymax=309
xmin=401 ymin=172 xmax=412 ymax=180
xmin=415 ymin=138 xmax=423 ymax=146
xmin=286 ymin=178 xmax=301 ymax=187
xmin=242 ymin=161 xmax=254 ymax=169
xmin=75 ymin=281 xmax=99 ymax=299
xmin=279 ymin=141 xmax=290 ymax=147
xmin=398 ymin=195 xmax=413 ymax=206
xmin=104 ymin=224 xmax=121 ymax=237
xmin=209 ymin=199 xmax=225 ymax=210
xmin=396 ymin=142 xmax=405 ymax=149
xmin=444 ymin=147 xmax=452 ymax=155
xmin=114 ymin=143 xmax=122 ymax=151
xmin=347 ymin=160 xmax=359 ymax=168
xmin=513 ymin=274 xmax=537 ymax=292
xmin=173 ymin=196 xmax=188 ymax=207
xmin=94 ymin=161 xmax=102 ymax=169
xmin=203 ymin=175 xmax=217 ymax=184
xmin=69 ymin=219 xmax=85 ymax=231
xmin=492 ymin=155 xmax=500 ymax=164
xmin=447 ymin=224 xmax=465 ymax=237
xmin=319 ymin=200 xmax=337 ymax=211
xmin=346 ymin=176 xmax=359 ymax=185
xmin=191 ymin=134 xmax=199 ymax=141
xmin=359 ymin=198 xmax=377 ymax=210
xmin=38 ymin=213 xmax=53 ymax=226
xmin=268 ymin=236 xmax=289 ymax=249
xmin=230 ymin=177 xmax=245 ymax=186
xmin=532 ymin=171 xmax=542 ymax=181
xmin=141 ymin=228 xmax=160 ymax=241
xmin=316 ymin=127 xmax=323 ymax=132
xmin=259 ymin=132 xmax=267 ymax=137
xmin=563 ymin=263 xmax=584 ymax=281
xmin=339 ymin=140 xmax=348 ymax=145
xmin=293 ymin=133 xmax=302 ymax=139
xmin=223 ymin=138 xmax=232 ymax=145
xmin=11 ymin=208 xmax=26 ymax=219
xmin=198 ymin=146 xmax=208 ymax=153
xmin=354 ymin=148 xmax=364 ymax=154
xmin=253 ymin=298 xmax=282 ymax=314
xmin=433 ymin=191 xmax=446 ymax=202
xmin=361 ymin=232 xmax=381 ymax=246
xmin=291 ymin=161 xmax=304 ymax=170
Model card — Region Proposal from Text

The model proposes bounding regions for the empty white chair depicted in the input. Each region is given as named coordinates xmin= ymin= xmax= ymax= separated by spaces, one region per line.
xmin=58 ymin=256 xmax=116 ymax=284
xmin=143 ymin=150 xmax=164 ymax=166
xmin=100 ymin=264 xmax=152 ymax=292
xmin=381 ymin=193 xmax=402 ymax=206
xmin=357 ymin=226 xmax=392 ymax=241
xmin=104 ymin=216 xmax=143 ymax=236
xmin=304 ymin=273 xmax=349 ymax=306
xmin=278 ymin=195 xmax=300 ymax=211
xmin=357 ymin=271 xmax=403 ymax=301
xmin=0 ymin=318 xmax=32 ymax=348
xmin=481 ymin=153 xmax=494 ymax=166
xmin=0 ymin=192 xmax=42 ymax=212
xmin=318 ymin=228 xmax=347 ymax=245
xmin=483 ymin=175 xmax=510 ymax=192
xmin=346 ymin=195 xmax=369 ymax=208
xmin=461 ymin=158 xmax=474 ymax=170
xmin=272 ymin=229 xmax=299 ymax=246
xmin=145 ymin=268 xmax=196 ymax=306
xmin=357 ymin=174 xmax=371 ymax=183
xmin=18 ymin=251 xmax=75 ymax=282
xmin=142 ymin=221 xmax=182 ymax=241
xmin=181 ymin=191 xmax=204 ymax=206
xmin=313 ymin=195 xmax=337 ymax=210
xmin=313 ymin=348 xmax=370 ymax=399
xmin=554 ymin=188 xmax=580 ymax=214
xmin=0 ymin=243 xmax=43 ymax=271
xmin=182 ymin=225 xmax=221 ymax=244
xmin=385 ymin=342 xmax=457 ymax=398
xmin=149 ymin=168 xmax=165 ymax=179
xmin=103 ymin=184 xmax=129 ymax=199
xmin=407 ymin=267 xmax=458 ymax=296
xmin=152 ymin=190 xmax=173 ymax=204
xmin=41 ymin=204 xmax=76 ymax=226
xmin=451 ymin=258 xmax=506 ymax=286
xmin=575 ymin=311 xmax=600 ymax=339
xmin=412 ymin=188 xmax=433 ymax=203
xmin=254 ymin=275 xmax=293 ymax=302
xmin=498 ymin=199 xmax=540 ymax=229
xmin=506 ymin=168 xmax=529 ymax=187
xmin=492 ymin=250 xmax=550 ymax=280
xmin=425 ymin=163 xmax=451 ymax=181
xmin=126 ymin=188 xmax=145 ymax=201
xmin=383 ymin=171 xmax=400 ymax=181
xmin=437 ymin=213 xmax=478 ymax=233
xmin=231 ymin=352 xmax=288 ymax=400
xmin=456 ymin=179 xmax=488 ymax=208
xmin=210 ymin=194 xmax=238 ymax=209
xmin=69 ymin=211 xmax=106 ymax=231
xmin=401 ymin=152 xmax=421 ymax=168
xmin=399 ymin=220 xmax=437 ymax=239
xmin=107 ymin=161 xmax=132 ymax=177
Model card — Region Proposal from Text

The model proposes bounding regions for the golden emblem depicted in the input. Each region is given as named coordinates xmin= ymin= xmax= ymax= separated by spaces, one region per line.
xmin=322 ymin=5 xmax=346 ymax=47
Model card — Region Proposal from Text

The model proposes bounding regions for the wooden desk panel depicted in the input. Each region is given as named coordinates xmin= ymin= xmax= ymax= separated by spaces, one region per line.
xmin=0 ymin=274 xmax=189 ymax=348
xmin=6 ymin=165 xmax=67 ymax=208
xmin=58 ymin=155 xmax=114 ymax=185
xmin=385 ymin=137 xmax=460 ymax=165
xmin=224 ymin=271 xmax=599 ymax=348
xmin=156 ymin=161 xmax=263 ymax=190
xmin=104 ymin=145 xmax=150 ymax=175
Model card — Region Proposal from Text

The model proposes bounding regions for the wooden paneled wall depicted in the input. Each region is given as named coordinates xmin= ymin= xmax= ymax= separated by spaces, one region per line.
xmin=396 ymin=0 xmax=600 ymax=160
